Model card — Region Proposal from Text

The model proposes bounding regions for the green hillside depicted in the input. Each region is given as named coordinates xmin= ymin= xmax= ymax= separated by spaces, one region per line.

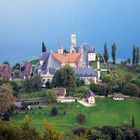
xmin=90 ymin=61 xmax=138 ymax=80
xmin=13 ymin=98 xmax=140 ymax=132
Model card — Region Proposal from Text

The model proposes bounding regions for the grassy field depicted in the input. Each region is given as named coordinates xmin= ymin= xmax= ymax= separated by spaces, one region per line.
xmin=13 ymin=98 xmax=140 ymax=132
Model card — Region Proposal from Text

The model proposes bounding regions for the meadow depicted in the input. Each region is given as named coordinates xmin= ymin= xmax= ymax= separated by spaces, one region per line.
xmin=13 ymin=98 xmax=140 ymax=132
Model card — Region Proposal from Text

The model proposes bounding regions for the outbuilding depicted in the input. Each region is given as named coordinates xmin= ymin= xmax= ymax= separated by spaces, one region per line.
xmin=113 ymin=93 xmax=125 ymax=101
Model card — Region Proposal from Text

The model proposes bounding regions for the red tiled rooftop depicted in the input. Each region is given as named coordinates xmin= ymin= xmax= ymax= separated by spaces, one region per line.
xmin=52 ymin=52 xmax=81 ymax=64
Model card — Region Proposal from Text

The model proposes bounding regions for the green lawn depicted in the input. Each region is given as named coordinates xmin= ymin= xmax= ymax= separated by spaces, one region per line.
xmin=13 ymin=98 xmax=140 ymax=132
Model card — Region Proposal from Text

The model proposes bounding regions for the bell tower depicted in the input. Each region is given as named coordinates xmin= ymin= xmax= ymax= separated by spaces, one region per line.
xmin=71 ymin=34 xmax=76 ymax=46
xmin=70 ymin=34 xmax=77 ymax=53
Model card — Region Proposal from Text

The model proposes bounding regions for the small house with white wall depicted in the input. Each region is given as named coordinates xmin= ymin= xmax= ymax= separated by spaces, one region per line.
xmin=83 ymin=90 xmax=96 ymax=104
xmin=113 ymin=93 xmax=124 ymax=101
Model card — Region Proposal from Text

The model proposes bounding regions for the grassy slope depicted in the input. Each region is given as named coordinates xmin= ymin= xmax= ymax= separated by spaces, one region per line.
xmin=90 ymin=61 xmax=137 ymax=79
xmin=111 ymin=64 xmax=137 ymax=79
xmin=13 ymin=98 xmax=140 ymax=132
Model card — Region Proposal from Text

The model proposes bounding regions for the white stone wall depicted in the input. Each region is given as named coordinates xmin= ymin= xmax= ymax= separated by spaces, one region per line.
xmin=80 ymin=77 xmax=97 ymax=85
xmin=88 ymin=96 xmax=95 ymax=104
xmin=88 ymin=53 xmax=96 ymax=61
xmin=58 ymin=48 xmax=64 ymax=54
xmin=41 ymin=71 xmax=54 ymax=83
xmin=113 ymin=97 xmax=124 ymax=100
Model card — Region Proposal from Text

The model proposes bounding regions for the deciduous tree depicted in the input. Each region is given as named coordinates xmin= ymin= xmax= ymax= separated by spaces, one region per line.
xmin=123 ymin=83 xmax=140 ymax=97
xmin=47 ymin=89 xmax=57 ymax=103
xmin=52 ymin=64 xmax=77 ymax=93
xmin=22 ymin=74 xmax=42 ymax=92
xmin=43 ymin=121 xmax=64 ymax=140
xmin=21 ymin=115 xmax=41 ymax=140
xmin=0 ymin=84 xmax=14 ymax=114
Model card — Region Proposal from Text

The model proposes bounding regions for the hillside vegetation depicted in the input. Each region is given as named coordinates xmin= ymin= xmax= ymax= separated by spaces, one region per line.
xmin=90 ymin=61 xmax=138 ymax=80
xmin=30 ymin=59 xmax=39 ymax=65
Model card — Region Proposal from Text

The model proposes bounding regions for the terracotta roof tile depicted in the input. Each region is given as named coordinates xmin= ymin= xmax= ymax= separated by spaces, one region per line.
xmin=52 ymin=53 xmax=81 ymax=64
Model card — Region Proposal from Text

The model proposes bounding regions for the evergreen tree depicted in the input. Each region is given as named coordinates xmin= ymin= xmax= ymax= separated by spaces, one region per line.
xmin=132 ymin=45 xmax=136 ymax=65
xmin=112 ymin=43 xmax=116 ymax=64
xmin=127 ymin=58 xmax=131 ymax=64
xmin=132 ymin=116 xmax=135 ymax=127
xmin=50 ymin=107 xmax=58 ymax=116
xmin=13 ymin=63 xmax=20 ymax=70
xmin=42 ymin=42 xmax=46 ymax=53
xmin=3 ymin=61 xmax=10 ymax=65
xmin=103 ymin=42 xmax=109 ymax=63
xmin=136 ymin=47 xmax=140 ymax=65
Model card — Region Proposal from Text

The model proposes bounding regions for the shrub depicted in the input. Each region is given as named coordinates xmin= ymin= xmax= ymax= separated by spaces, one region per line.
xmin=123 ymin=83 xmax=140 ymax=97
xmin=76 ymin=114 xmax=86 ymax=124
xmin=50 ymin=107 xmax=58 ymax=116
xmin=46 ymin=89 xmax=57 ymax=104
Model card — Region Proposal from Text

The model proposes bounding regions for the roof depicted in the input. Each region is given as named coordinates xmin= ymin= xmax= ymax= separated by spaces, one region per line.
xmin=52 ymin=52 xmax=81 ymax=64
xmin=54 ymin=88 xmax=66 ymax=96
xmin=39 ymin=52 xmax=50 ymax=61
xmin=77 ymin=44 xmax=95 ymax=53
xmin=41 ymin=53 xmax=61 ymax=72
xmin=42 ymin=67 xmax=56 ymax=75
xmin=74 ymin=66 xmax=97 ymax=77
xmin=74 ymin=47 xmax=79 ymax=52
xmin=113 ymin=93 xmax=124 ymax=98
xmin=20 ymin=62 xmax=32 ymax=77
xmin=0 ymin=64 xmax=12 ymax=78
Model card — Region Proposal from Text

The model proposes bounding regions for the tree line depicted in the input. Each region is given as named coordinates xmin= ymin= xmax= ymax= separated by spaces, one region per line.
xmin=103 ymin=43 xmax=140 ymax=65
